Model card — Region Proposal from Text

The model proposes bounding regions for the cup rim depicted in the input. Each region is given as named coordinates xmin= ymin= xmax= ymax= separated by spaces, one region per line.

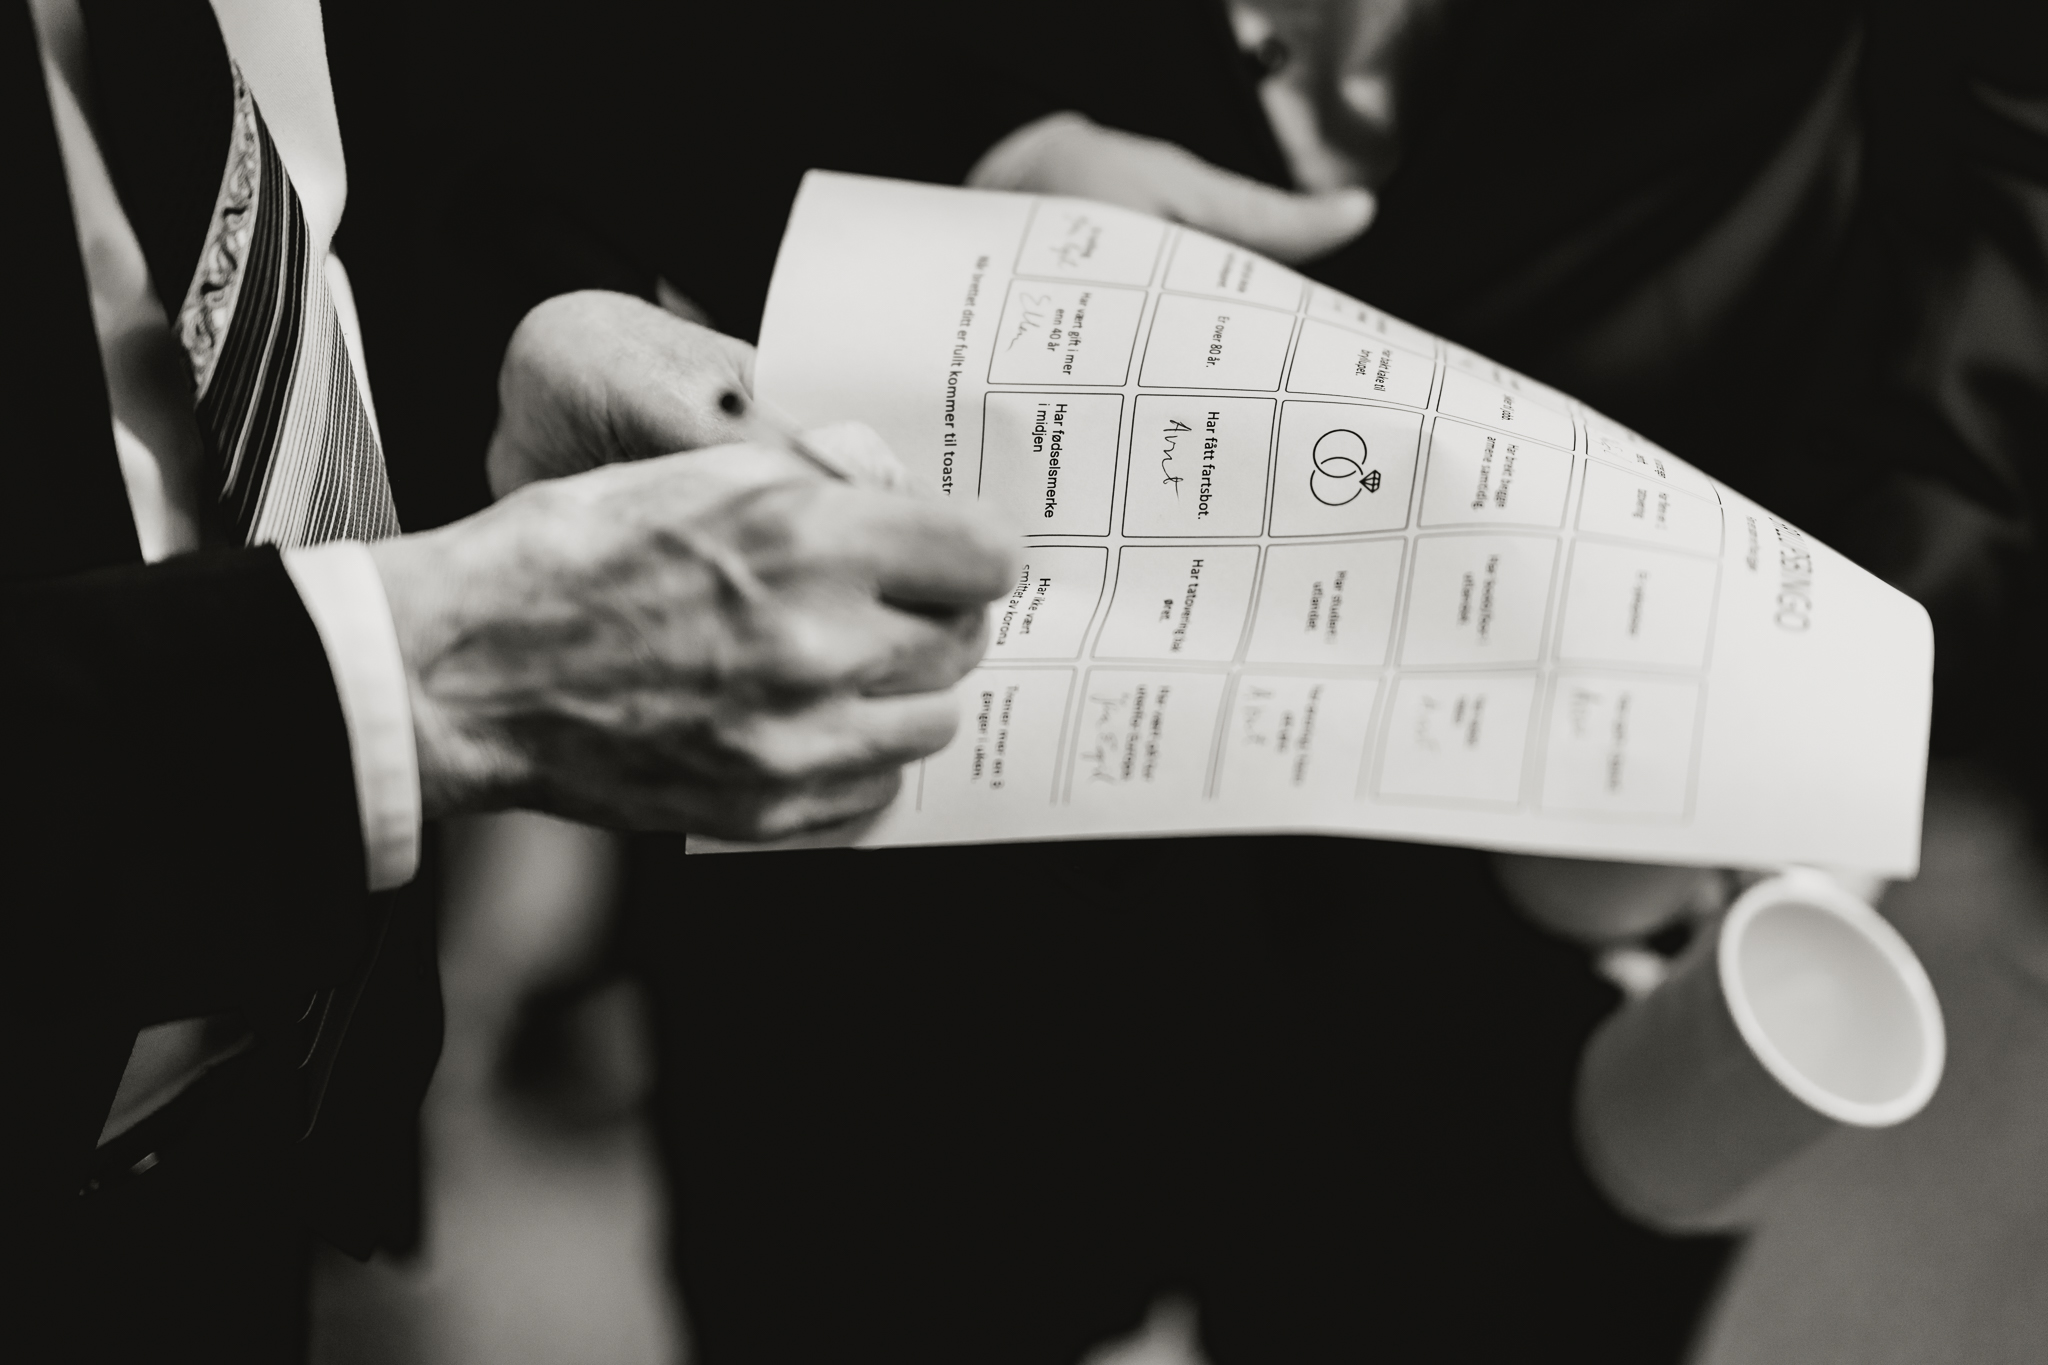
xmin=1717 ymin=867 xmax=1945 ymax=1127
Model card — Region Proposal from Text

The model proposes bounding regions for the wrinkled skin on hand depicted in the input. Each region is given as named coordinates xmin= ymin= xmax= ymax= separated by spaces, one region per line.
xmin=372 ymin=445 xmax=1018 ymax=841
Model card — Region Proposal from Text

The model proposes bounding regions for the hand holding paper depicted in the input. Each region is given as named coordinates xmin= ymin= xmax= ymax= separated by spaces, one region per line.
xmin=374 ymin=440 xmax=1015 ymax=840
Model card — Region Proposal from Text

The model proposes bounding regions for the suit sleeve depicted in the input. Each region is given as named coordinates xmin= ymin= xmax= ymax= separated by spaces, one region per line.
xmin=3 ymin=546 xmax=373 ymax=1027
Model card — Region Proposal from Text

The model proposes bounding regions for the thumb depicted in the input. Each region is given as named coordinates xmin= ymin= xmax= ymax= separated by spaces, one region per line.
xmin=1160 ymin=153 xmax=1376 ymax=264
xmin=607 ymin=323 xmax=760 ymax=459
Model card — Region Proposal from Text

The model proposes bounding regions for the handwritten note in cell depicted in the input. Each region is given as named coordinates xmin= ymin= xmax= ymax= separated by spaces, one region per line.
xmin=1067 ymin=668 xmax=1231 ymax=805
xmin=1540 ymin=675 xmax=1701 ymax=818
xmin=1377 ymin=673 xmax=1539 ymax=806
xmin=1219 ymin=674 xmax=1381 ymax=804
xmin=988 ymin=280 xmax=1146 ymax=386
xmin=1122 ymin=396 xmax=1273 ymax=537
xmin=1016 ymin=199 xmax=1167 ymax=286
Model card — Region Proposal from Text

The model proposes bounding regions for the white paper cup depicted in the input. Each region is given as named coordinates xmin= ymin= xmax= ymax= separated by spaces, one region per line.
xmin=1576 ymin=868 xmax=1945 ymax=1228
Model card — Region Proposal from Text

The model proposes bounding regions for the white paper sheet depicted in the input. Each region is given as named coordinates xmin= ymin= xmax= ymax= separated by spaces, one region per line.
xmin=744 ymin=171 xmax=1933 ymax=874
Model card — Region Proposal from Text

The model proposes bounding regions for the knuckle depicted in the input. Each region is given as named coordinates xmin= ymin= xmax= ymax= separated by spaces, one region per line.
xmin=917 ymin=605 xmax=987 ymax=675
xmin=956 ymin=609 xmax=993 ymax=668
xmin=731 ymin=478 xmax=839 ymax=569
xmin=886 ymin=620 xmax=950 ymax=667
xmin=718 ymin=715 xmax=819 ymax=786
xmin=751 ymin=610 xmax=849 ymax=692
xmin=748 ymin=470 xmax=833 ymax=526
xmin=904 ymin=625 xmax=981 ymax=691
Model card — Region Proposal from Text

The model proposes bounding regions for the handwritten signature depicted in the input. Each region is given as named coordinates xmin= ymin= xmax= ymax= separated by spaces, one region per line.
xmin=1050 ymin=214 xmax=1103 ymax=270
xmin=1078 ymin=690 xmax=1132 ymax=783
xmin=1005 ymin=292 xmax=1052 ymax=351
xmin=1158 ymin=417 xmax=1192 ymax=497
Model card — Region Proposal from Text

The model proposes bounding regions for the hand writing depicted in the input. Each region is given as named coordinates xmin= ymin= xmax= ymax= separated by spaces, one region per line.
xmin=372 ymin=445 xmax=1018 ymax=840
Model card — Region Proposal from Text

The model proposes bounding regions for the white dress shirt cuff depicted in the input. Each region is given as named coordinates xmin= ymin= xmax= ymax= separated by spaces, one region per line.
xmin=283 ymin=541 xmax=422 ymax=892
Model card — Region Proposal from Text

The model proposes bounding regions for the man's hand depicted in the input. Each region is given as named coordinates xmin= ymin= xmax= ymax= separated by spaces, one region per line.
xmin=370 ymin=445 xmax=1018 ymax=841
xmin=486 ymin=291 xmax=759 ymax=497
xmin=967 ymin=112 xmax=1375 ymax=265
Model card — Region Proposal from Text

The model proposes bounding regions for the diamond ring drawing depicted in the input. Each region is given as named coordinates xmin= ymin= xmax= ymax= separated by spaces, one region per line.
xmin=1308 ymin=428 xmax=1381 ymax=506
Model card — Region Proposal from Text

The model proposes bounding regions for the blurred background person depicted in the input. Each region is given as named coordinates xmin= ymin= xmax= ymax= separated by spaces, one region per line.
xmin=318 ymin=0 xmax=2045 ymax=1362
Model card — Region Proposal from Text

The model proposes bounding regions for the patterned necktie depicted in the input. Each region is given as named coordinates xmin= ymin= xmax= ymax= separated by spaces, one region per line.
xmin=174 ymin=63 xmax=399 ymax=548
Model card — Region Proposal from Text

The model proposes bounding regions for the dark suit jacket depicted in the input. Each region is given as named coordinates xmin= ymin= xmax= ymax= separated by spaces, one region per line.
xmin=2 ymin=0 xmax=441 ymax=1269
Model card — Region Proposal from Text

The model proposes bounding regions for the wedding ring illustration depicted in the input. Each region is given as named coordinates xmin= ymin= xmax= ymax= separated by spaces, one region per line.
xmin=1308 ymin=428 xmax=1382 ymax=506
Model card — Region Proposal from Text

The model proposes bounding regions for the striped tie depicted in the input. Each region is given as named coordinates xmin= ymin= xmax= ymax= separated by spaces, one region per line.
xmin=174 ymin=64 xmax=399 ymax=549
